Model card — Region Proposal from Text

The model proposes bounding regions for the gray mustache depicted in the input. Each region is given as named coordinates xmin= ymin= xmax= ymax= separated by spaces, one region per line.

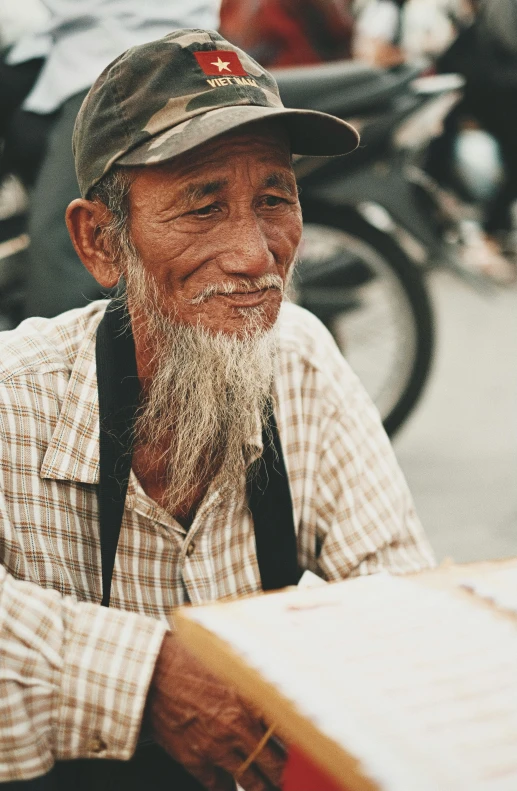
xmin=186 ymin=274 xmax=284 ymax=305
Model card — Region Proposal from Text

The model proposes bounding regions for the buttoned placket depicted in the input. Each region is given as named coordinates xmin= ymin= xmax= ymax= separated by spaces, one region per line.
xmin=179 ymin=486 xmax=224 ymax=573
xmin=128 ymin=471 xmax=229 ymax=601
xmin=127 ymin=432 xmax=267 ymax=604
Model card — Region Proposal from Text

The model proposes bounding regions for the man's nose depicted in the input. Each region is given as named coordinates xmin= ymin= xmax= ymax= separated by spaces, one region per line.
xmin=218 ymin=215 xmax=273 ymax=278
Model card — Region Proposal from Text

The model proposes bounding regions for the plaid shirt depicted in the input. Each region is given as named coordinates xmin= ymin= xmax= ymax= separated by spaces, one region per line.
xmin=0 ymin=300 xmax=434 ymax=781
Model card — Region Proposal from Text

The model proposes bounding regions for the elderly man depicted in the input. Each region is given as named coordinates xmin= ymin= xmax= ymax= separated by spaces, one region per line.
xmin=0 ymin=29 xmax=434 ymax=791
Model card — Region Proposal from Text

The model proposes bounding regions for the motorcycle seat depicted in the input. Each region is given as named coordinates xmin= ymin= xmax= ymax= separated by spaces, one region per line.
xmin=273 ymin=60 xmax=423 ymax=118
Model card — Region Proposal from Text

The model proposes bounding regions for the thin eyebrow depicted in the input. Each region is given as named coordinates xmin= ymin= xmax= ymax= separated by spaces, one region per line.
xmin=261 ymin=171 xmax=298 ymax=197
xmin=179 ymin=179 xmax=229 ymax=209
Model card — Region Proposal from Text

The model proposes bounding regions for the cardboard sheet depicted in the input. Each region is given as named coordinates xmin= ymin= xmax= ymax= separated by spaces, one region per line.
xmin=178 ymin=573 xmax=517 ymax=791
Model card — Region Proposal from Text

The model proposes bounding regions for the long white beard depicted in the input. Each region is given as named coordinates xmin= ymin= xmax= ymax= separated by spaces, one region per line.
xmin=123 ymin=258 xmax=278 ymax=517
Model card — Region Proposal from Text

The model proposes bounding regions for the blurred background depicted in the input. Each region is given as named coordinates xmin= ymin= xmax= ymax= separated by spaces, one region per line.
xmin=1 ymin=0 xmax=516 ymax=564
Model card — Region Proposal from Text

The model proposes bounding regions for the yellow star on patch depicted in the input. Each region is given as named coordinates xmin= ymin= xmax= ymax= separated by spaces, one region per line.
xmin=211 ymin=57 xmax=231 ymax=73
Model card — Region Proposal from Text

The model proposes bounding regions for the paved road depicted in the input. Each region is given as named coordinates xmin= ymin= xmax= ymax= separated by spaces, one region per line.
xmin=394 ymin=271 xmax=517 ymax=563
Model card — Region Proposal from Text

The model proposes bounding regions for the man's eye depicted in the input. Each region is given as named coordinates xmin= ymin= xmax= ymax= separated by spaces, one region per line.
xmin=262 ymin=195 xmax=287 ymax=208
xmin=190 ymin=204 xmax=218 ymax=216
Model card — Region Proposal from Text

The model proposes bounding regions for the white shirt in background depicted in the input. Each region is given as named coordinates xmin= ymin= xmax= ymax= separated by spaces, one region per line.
xmin=355 ymin=0 xmax=401 ymax=43
xmin=401 ymin=0 xmax=458 ymax=59
xmin=6 ymin=0 xmax=221 ymax=113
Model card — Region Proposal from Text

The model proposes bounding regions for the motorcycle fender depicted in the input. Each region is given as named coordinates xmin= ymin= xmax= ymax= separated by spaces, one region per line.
xmin=302 ymin=163 xmax=442 ymax=257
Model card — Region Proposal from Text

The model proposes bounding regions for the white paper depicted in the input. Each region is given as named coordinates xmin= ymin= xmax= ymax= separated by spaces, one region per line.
xmin=186 ymin=574 xmax=517 ymax=791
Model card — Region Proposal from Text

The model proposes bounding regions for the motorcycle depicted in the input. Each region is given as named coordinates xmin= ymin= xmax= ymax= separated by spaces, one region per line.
xmin=273 ymin=59 xmax=467 ymax=435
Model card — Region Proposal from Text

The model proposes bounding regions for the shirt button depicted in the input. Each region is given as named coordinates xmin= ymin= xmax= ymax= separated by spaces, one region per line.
xmin=89 ymin=734 xmax=107 ymax=754
xmin=186 ymin=541 xmax=196 ymax=557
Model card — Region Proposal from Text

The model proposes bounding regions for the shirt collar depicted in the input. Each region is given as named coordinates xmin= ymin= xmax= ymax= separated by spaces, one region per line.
xmin=41 ymin=311 xmax=102 ymax=484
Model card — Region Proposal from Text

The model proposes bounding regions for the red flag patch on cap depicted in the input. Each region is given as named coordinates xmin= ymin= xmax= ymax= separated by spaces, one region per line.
xmin=194 ymin=50 xmax=248 ymax=77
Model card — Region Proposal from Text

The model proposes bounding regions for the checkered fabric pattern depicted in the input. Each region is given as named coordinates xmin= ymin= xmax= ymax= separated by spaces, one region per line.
xmin=0 ymin=300 xmax=434 ymax=781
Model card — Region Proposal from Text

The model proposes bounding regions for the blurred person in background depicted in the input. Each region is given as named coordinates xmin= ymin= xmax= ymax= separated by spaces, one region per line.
xmin=220 ymin=0 xmax=469 ymax=72
xmin=352 ymin=0 xmax=515 ymax=279
xmin=219 ymin=0 xmax=355 ymax=67
xmin=400 ymin=0 xmax=469 ymax=60
xmin=433 ymin=0 xmax=517 ymax=248
xmin=353 ymin=0 xmax=467 ymax=67
xmin=0 ymin=1 xmax=221 ymax=320
xmin=0 ymin=0 xmax=49 ymax=192
xmin=353 ymin=0 xmax=408 ymax=67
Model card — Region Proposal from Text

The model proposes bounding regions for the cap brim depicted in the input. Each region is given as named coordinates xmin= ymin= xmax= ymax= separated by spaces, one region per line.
xmin=117 ymin=104 xmax=359 ymax=169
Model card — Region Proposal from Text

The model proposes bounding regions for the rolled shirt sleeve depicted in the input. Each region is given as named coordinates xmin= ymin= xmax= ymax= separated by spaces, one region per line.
xmin=0 ymin=565 xmax=167 ymax=782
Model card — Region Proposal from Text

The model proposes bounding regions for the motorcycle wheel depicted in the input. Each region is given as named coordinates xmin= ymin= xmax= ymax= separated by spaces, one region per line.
xmin=295 ymin=202 xmax=434 ymax=437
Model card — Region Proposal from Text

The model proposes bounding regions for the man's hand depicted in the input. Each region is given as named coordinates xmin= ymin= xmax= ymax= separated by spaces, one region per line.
xmin=146 ymin=632 xmax=285 ymax=791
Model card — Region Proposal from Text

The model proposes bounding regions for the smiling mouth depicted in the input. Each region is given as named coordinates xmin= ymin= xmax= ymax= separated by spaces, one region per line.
xmin=217 ymin=288 xmax=277 ymax=306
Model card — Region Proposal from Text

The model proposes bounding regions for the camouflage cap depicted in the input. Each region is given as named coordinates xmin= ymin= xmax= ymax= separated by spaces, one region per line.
xmin=73 ymin=29 xmax=360 ymax=198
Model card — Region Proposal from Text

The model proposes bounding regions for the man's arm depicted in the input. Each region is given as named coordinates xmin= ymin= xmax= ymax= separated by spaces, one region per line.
xmin=147 ymin=633 xmax=285 ymax=791
xmin=0 ymin=565 xmax=284 ymax=790
xmin=0 ymin=564 xmax=167 ymax=781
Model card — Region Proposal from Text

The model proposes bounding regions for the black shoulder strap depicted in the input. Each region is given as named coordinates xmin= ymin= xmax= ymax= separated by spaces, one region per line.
xmin=95 ymin=300 xmax=299 ymax=606
xmin=247 ymin=415 xmax=300 ymax=590
xmin=96 ymin=301 xmax=140 ymax=607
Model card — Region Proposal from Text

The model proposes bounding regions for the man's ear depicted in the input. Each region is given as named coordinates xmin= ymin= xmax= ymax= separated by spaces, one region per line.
xmin=65 ymin=199 xmax=122 ymax=288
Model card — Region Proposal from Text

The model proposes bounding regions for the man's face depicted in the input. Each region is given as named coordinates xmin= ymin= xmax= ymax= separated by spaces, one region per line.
xmin=125 ymin=123 xmax=303 ymax=336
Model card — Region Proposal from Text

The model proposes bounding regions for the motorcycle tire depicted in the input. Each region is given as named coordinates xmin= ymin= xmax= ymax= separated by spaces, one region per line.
xmin=296 ymin=201 xmax=434 ymax=437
